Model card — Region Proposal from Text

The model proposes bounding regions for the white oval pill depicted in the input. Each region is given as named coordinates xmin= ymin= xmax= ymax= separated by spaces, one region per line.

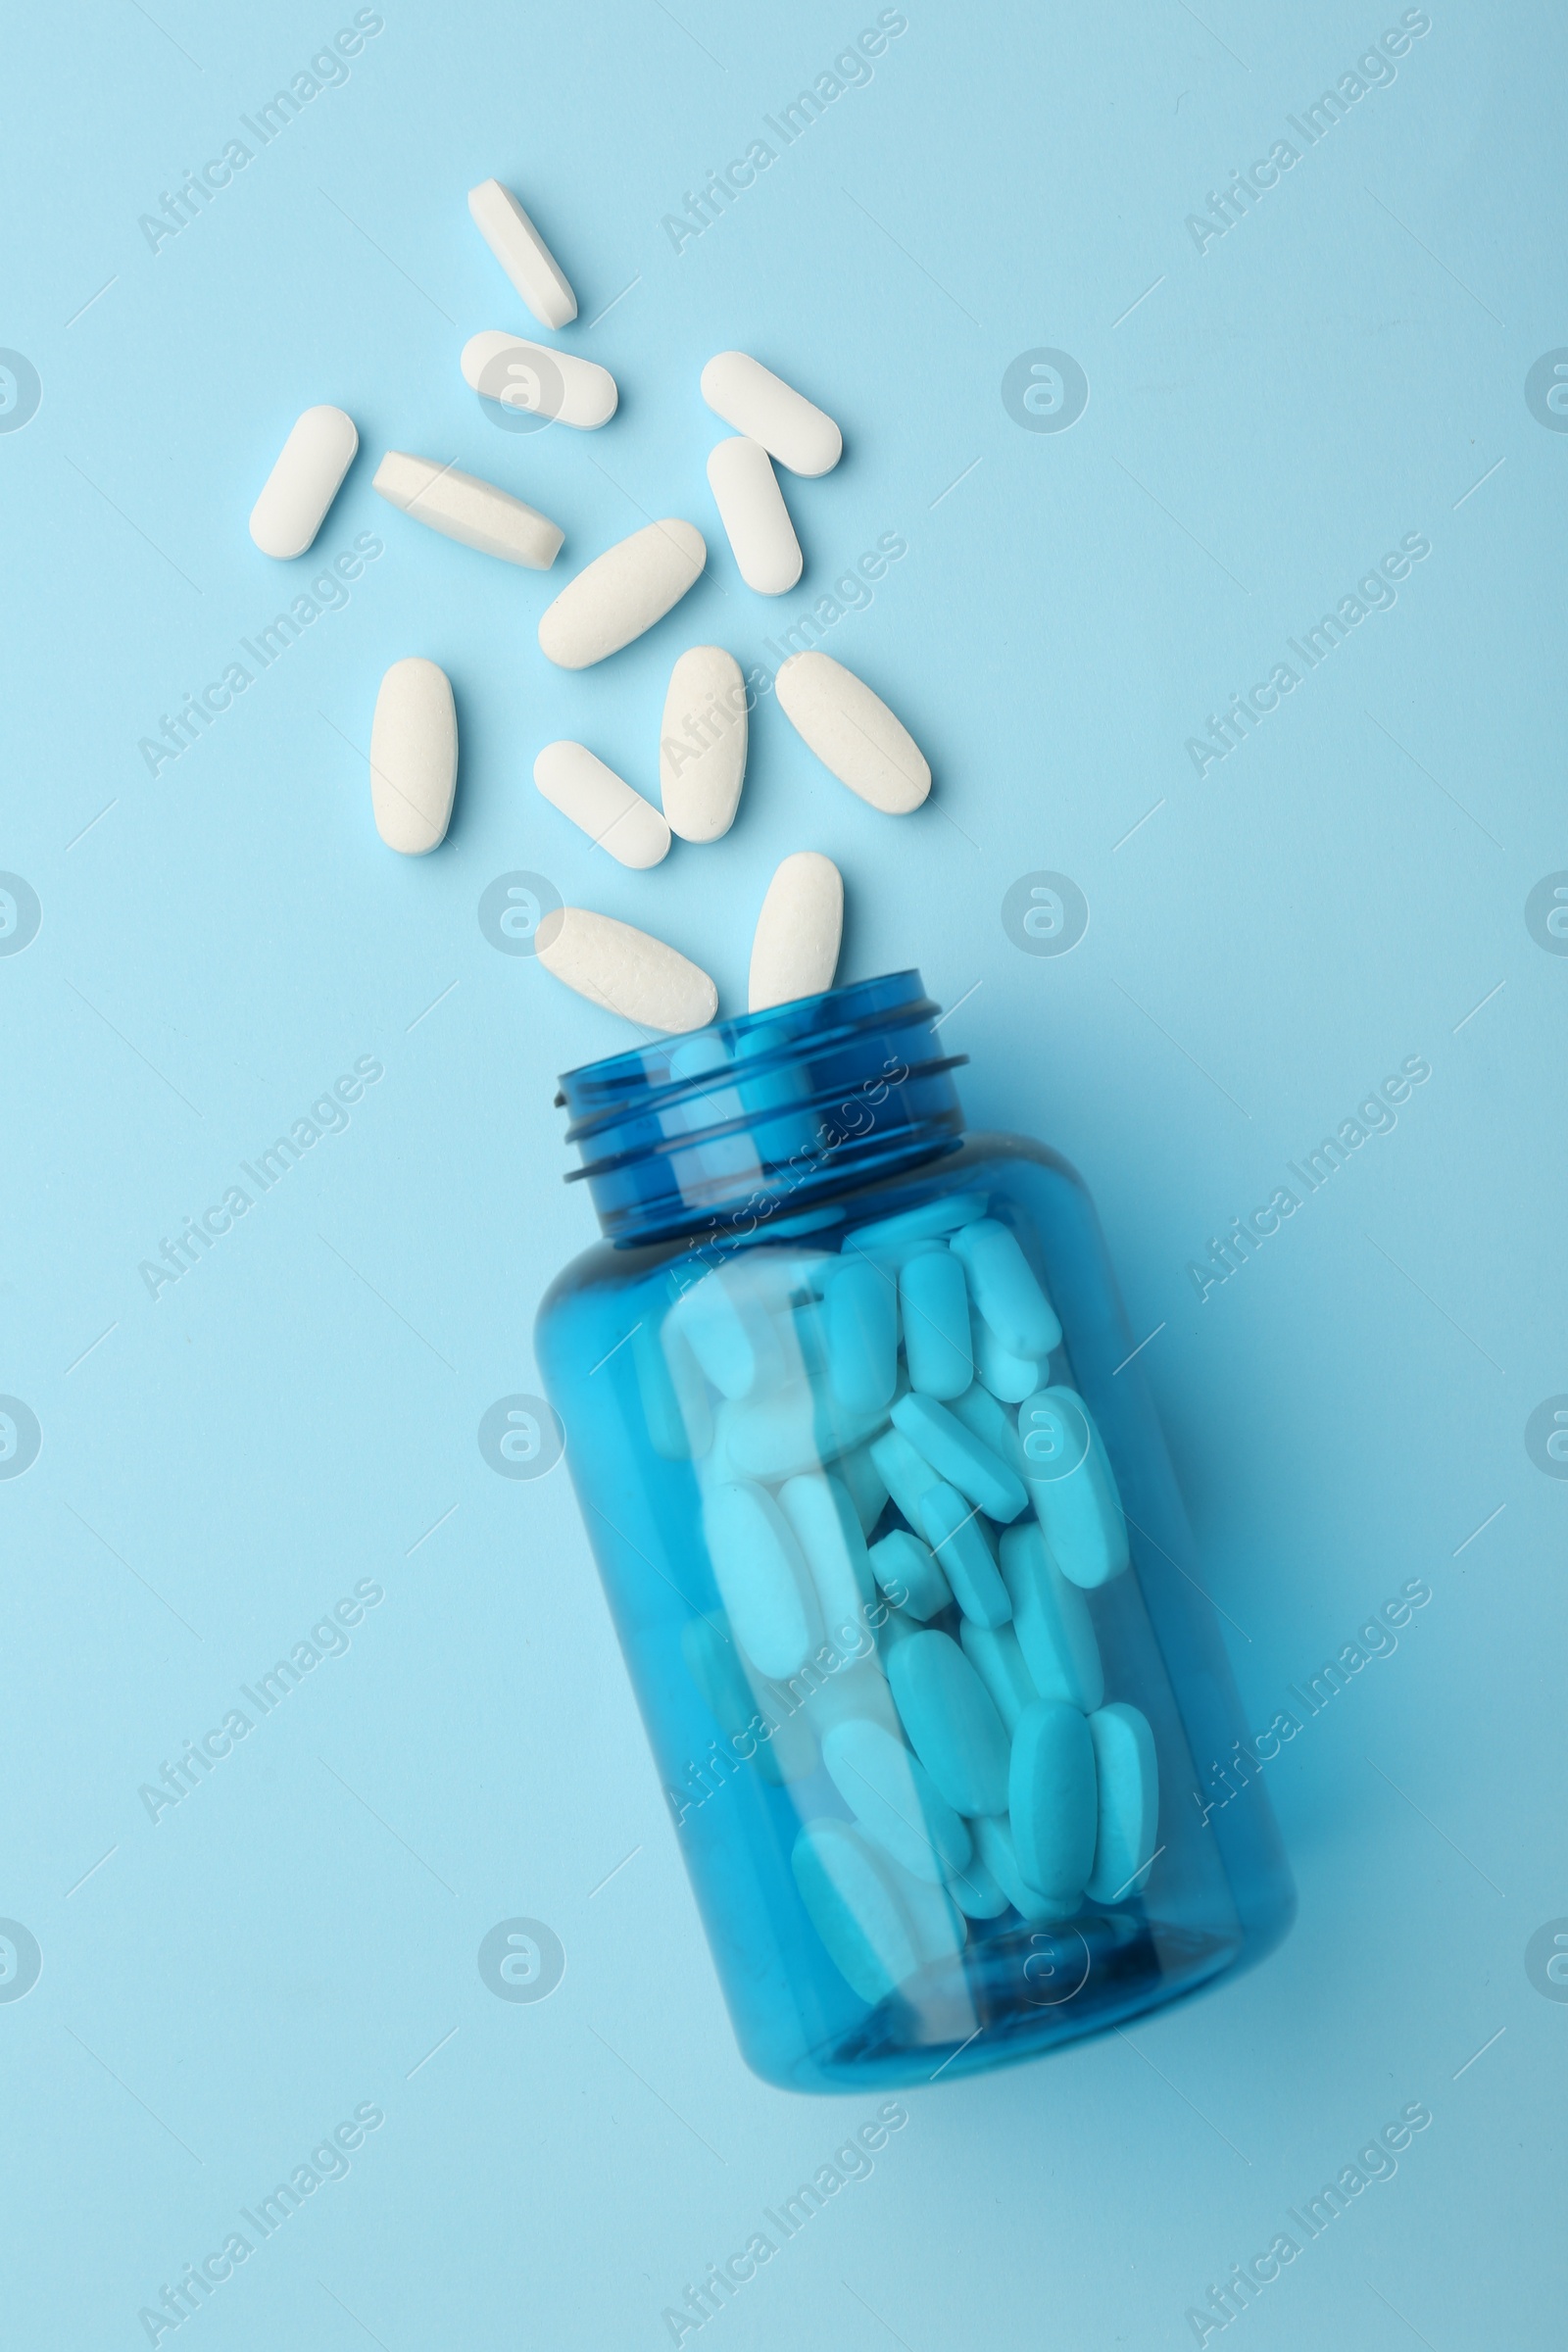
xmin=249 ymin=405 xmax=358 ymax=559
xmin=368 ymin=658 xmax=457 ymax=856
xmin=535 ymin=907 xmax=716 ymax=1033
xmin=461 ymin=331 xmax=617 ymax=430
xmin=749 ymin=853 xmax=843 ymax=1011
xmin=700 ymin=352 xmax=842 ymax=476
xmin=466 ymin=178 xmax=576 ymax=328
xmin=372 ymin=451 xmax=563 ymax=569
xmin=660 ymin=646 xmax=748 ymax=842
xmin=533 ymin=741 xmax=670 ymax=870
xmin=538 ymin=520 xmax=707 ymax=669
xmin=775 ymin=651 xmax=930 ymax=814
xmin=706 ymin=437 xmax=803 ymax=595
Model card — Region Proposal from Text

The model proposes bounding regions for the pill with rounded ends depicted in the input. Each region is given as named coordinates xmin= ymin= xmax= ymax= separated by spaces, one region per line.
xmin=707 ymin=436 xmax=803 ymax=595
xmin=792 ymin=1818 xmax=920 ymax=2003
xmin=868 ymin=1528 xmax=952 ymax=1622
xmin=958 ymin=1618 xmax=1038 ymax=1736
xmin=674 ymin=1266 xmax=786 ymax=1399
xmin=660 ymin=646 xmax=748 ymax=842
xmin=749 ymin=853 xmax=844 ymax=1013
xmin=533 ymin=741 xmax=670 ymax=870
xmin=947 ymin=1843 xmax=1011 ymax=1920
xmin=972 ymin=1814 xmax=1076 ymax=1924
xmin=467 ymin=178 xmax=576 ymax=327
xmin=822 ymin=1717 xmax=971 ymax=1885
xmin=972 ymin=1312 xmax=1045 ymax=1403
xmin=1009 ymin=1698 xmax=1097 ymax=1904
xmin=461 ymin=331 xmax=616 ymax=429
xmin=539 ymin=519 xmax=707 ymax=667
xmin=918 ymin=1484 xmax=1010 ymax=1630
xmin=780 ymin=1473 xmax=875 ymax=1644
xmin=836 ymin=1440 xmax=889 ymax=1538
xmin=825 ymin=1254 xmax=898 ymax=1413
xmin=1016 ymin=1388 xmax=1130 ymax=1588
xmin=951 ymin=1219 xmax=1062 ymax=1361
xmin=850 ymin=1194 xmax=988 ymax=1263
xmin=868 ymin=1426 xmax=941 ymax=1533
xmin=703 ymin=1480 xmax=822 ymax=1679
xmin=249 ymin=405 xmax=358 ymax=558
xmin=535 ymin=906 xmax=717 ymax=1033
xmin=715 ymin=1382 xmax=890 ymax=1483
xmin=373 ymin=451 xmax=563 ymax=569
xmin=947 ymin=1382 xmax=1027 ymax=1478
xmin=1085 ymin=1702 xmax=1158 ymax=1902
xmin=999 ymin=1521 xmax=1103 ymax=1711
xmin=368 ymin=659 xmax=457 ymax=855
xmin=891 ymin=1392 xmax=1028 ymax=1524
xmin=775 ymin=651 xmax=930 ymax=815
xmin=701 ymin=352 xmax=842 ymax=476
xmin=887 ymin=1629 xmax=1011 ymax=1817
xmin=900 ymin=1249 xmax=972 ymax=1397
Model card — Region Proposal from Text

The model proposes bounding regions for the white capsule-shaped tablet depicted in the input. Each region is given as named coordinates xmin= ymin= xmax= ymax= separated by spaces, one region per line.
xmin=660 ymin=646 xmax=748 ymax=843
xmin=534 ymin=907 xmax=717 ymax=1034
xmin=466 ymin=178 xmax=576 ymax=328
xmin=700 ymin=352 xmax=842 ymax=476
xmin=249 ymin=405 xmax=358 ymax=559
xmin=533 ymin=741 xmax=670 ymax=870
xmin=775 ymin=651 xmax=930 ymax=815
xmin=368 ymin=658 xmax=457 ymax=855
xmin=461 ymin=331 xmax=617 ymax=430
xmin=539 ymin=519 xmax=707 ymax=669
xmin=706 ymin=437 xmax=803 ymax=596
xmin=748 ymin=853 xmax=843 ymax=1012
xmin=372 ymin=451 xmax=564 ymax=569
xmin=703 ymin=1480 xmax=821 ymax=1680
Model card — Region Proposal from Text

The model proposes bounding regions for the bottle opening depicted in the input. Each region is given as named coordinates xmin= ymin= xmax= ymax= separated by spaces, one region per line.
xmin=557 ymin=970 xmax=968 ymax=1246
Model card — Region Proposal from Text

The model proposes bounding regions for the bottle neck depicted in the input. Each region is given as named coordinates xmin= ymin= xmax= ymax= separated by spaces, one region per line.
xmin=557 ymin=971 xmax=968 ymax=1247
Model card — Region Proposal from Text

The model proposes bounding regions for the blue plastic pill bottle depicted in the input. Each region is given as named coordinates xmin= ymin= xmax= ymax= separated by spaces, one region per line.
xmin=535 ymin=973 xmax=1293 ymax=2092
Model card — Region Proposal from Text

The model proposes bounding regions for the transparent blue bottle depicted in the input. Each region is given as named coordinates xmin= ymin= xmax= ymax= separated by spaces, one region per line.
xmin=535 ymin=973 xmax=1293 ymax=2092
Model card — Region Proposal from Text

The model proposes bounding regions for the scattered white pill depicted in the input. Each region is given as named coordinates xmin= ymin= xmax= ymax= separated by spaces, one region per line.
xmin=533 ymin=741 xmax=670 ymax=870
xmin=466 ymin=178 xmax=576 ymax=328
xmin=775 ymin=651 xmax=930 ymax=815
xmin=369 ymin=658 xmax=458 ymax=855
xmin=538 ymin=519 xmax=707 ymax=668
xmin=706 ymin=437 xmax=803 ymax=595
xmin=535 ymin=906 xmax=717 ymax=1033
xmin=461 ymin=331 xmax=617 ymax=430
xmin=249 ymin=406 xmax=358 ymax=559
xmin=749 ymin=854 xmax=844 ymax=1011
xmin=372 ymin=452 xmax=564 ymax=569
xmin=660 ymin=646 xmax=748 ymax=842
xmin=700 ymin=353 xmax=842 ymax=476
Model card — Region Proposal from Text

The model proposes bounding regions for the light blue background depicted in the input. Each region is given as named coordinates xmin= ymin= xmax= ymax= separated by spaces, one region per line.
xmin=4 ymin=1 xmax=1562 ymax=2343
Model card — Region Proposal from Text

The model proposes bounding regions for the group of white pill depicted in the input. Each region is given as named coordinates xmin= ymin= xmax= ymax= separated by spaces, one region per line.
xmin=644 ymin=1191 xmax=1158 ymax=2003
xmin=246 ymin=177 xmax=934 ymax=1029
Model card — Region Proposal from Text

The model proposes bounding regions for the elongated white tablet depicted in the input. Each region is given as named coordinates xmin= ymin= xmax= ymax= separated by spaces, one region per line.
xmin=249 ymin=405 xmax=358 ymax=558
xmin=467 ymin=178 xmax=576 ymax=328
xmin=538 ymin=519 xmax=706 ymax=668
xmin=660 ymin=646 xmax=748 ymax=842
xmin=533 ymin=741 xmax=670 ymax=870
xmin=535 ymin=907 xmax=716 ymax=1033
xmin=775 ymin=651 xmax=930 ymax=815
xmin=701 ymin=353 xmax=842 ymax=476
xmin=372 ymin=452 xmax=564 ymax=569
xmin=461 ymin=331 xmax=617 ymax=430
xmin=749 ymin=853 xmax=843 ymax=1010
xmin=369 ymin=658 xmax=457 ymax=855
xmin=706 ymin=437 xmax=802 ymax=595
